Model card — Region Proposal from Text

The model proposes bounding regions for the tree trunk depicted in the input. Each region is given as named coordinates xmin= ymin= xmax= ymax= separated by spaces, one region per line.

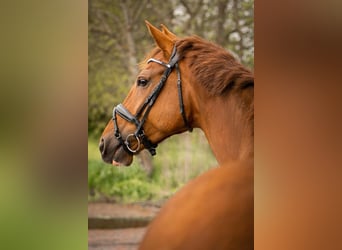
xmin=121 ymin=0 xmax=138 ymax=78
xmin=121 ymin=0 xmax=154 ymax=175
xmin=215 ymin=0 xmax=228 ymax=45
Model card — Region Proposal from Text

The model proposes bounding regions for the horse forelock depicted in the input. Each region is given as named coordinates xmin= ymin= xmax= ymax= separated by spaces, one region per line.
xmin=139 ymin=47 xmax=162 ymax=70
xmin=175 ymin=36 xmax=254 ymax=96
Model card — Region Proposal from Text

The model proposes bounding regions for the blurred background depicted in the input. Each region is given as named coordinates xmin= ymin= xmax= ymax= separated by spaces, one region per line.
xmin=1 ymin=0 xmax=341 ymax=249
xmin=88 ymin=0 xmax=254 ymax=204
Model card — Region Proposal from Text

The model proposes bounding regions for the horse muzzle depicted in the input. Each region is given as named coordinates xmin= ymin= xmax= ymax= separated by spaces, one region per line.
xmin=99 ymin=135 xmax=134 ymax=166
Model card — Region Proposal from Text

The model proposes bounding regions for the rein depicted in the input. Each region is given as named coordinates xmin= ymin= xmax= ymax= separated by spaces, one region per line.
xmin=112 ymin=46 xmax=192 ymax=156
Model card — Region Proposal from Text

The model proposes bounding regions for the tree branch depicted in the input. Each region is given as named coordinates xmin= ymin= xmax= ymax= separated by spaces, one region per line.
xmin=95 ymin=9 xmax=113 ymax=35
xmin=180 ymin=0 xmax=193 ymax=16
xmin=132 ymin=0 xmax=148 ymax=24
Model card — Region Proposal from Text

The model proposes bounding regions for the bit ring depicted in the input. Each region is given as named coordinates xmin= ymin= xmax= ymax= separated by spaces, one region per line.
xmin=125 ymin=134 xmax=141 ymax=153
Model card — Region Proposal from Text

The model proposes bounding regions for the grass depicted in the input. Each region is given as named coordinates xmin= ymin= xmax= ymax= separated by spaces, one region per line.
xmin=88 ymin=129 xmax=217 ymax=203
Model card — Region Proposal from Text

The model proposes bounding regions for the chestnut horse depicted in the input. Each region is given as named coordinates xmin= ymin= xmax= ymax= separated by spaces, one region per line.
xmin=139 ymin=160 xmax=253 ymax=250
xmin=100 ymin=21 xmax=254 ymax=249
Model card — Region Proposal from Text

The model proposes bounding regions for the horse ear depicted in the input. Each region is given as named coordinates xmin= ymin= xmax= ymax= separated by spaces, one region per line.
xmin=160 ymin=24 xmax=177 ymax=41
xmin=145 ymin=20 xmax=174 ymax=58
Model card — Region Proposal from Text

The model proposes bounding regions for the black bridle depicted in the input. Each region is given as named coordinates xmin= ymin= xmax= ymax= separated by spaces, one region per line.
xmin=112 ymin=46 xmax=192 ymax=156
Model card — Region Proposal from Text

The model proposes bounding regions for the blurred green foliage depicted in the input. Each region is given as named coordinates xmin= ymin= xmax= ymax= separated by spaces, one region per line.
xmin=0 ymin=164 xmax=86 ymax=250
xmin=88 ymin=158 xmax=160 ymax=202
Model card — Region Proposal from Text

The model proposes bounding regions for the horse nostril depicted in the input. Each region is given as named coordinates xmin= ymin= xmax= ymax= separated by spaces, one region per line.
xmin=99 ymin=138 xmax=105 ymax=155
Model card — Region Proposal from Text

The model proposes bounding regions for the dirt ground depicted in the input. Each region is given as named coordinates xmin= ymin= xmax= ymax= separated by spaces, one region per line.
xmin=88 ymin=202 xmax=161 ymax=249
xmin=88 ymin=202 xmax=160 ymax=220
xmin=88 ymin=228 xmax=146 ymax=250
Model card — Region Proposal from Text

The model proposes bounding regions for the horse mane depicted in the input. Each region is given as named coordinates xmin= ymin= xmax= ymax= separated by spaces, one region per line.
xmin=176 ymin=36 xmax=254 ymax=96
xmin=140 ymin=36 xmax=254 ymax=97
xmin=176 ymin=36 xmax=254 ymax=140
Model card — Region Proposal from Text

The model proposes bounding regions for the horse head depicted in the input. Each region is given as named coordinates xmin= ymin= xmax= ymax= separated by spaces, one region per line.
xmin=99 ymin=21 xmax=194 ymax=166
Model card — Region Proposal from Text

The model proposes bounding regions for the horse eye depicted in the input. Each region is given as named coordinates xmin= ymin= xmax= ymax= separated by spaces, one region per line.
xmin=137 ymin=78 xmax=149 ymax=87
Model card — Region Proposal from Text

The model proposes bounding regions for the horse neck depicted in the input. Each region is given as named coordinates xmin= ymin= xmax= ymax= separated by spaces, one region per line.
xmin=194 ymin=91 xmax=254 ymax=165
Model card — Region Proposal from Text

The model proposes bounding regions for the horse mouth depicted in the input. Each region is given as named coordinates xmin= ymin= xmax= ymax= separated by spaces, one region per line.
xmin=111 ymin=159 xmax=121 ymax=166
xmin=100 ymin=138 xmax=134 ymax=166
xmin=111 ymin=145 xmax=134 ymax=166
